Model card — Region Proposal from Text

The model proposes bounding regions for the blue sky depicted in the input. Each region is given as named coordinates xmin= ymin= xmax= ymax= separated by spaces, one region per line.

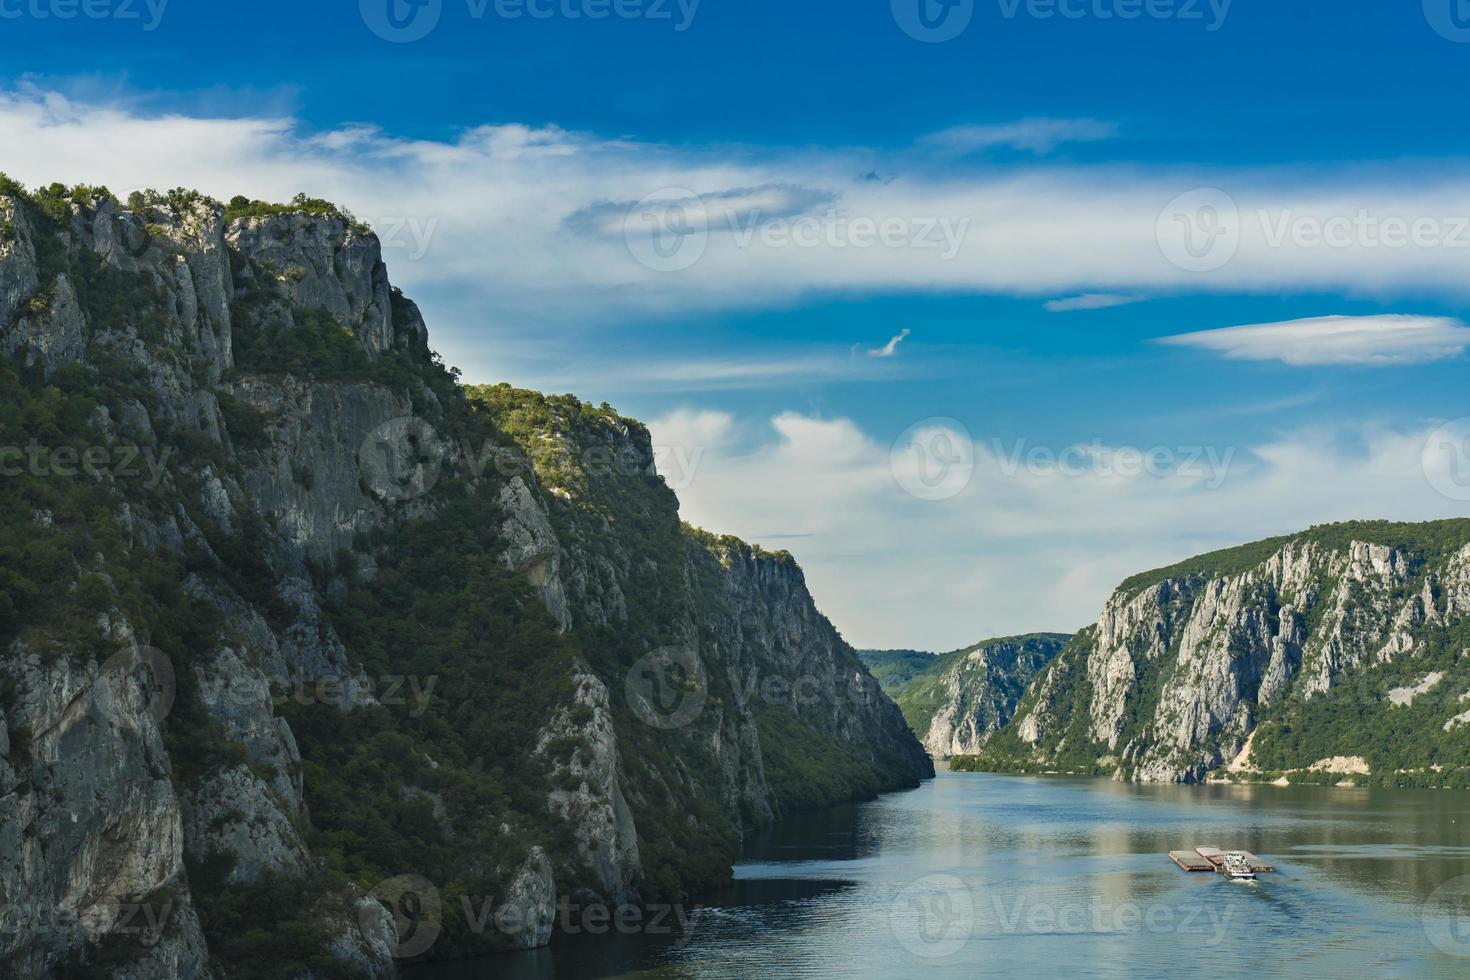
xmin=3 ymin=0 xmax=1469 ymax=648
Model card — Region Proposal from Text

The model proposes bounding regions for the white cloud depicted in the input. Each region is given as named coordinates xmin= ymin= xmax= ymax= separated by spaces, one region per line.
xmin=867 ymin=328 xmax=911 ymax=358
xmin=645 ymin=408 xmax=735 ymax=492
xmin=5 ymin=88 xmax=1462 ymax=650
xmin=7 ymin=87 xmax=1470 ymax=352
xmin=1160 ymin=315 xmax=1470 ymax=366
xmin=650 ymin=408 xmax=1467 ymax=650
xmin=648 ymin=408 xmax=735 ymax=451
xmin=530 ymin=347 xmax=930 ymax=394
xmin=1043 ymin=293 xmax=1142 ymax=313
xmin=920 ymin=118 xmax=1118 ymax=155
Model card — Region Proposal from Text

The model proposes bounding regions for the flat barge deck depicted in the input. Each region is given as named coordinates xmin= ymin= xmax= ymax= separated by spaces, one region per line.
xmin=1169 ymin=845 xmax=1275 ymax=874
xmin=1168 ymin=850 xmax=1216 ymax=872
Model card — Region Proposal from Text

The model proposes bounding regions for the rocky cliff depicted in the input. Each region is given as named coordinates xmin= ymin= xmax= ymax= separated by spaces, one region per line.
xmin=880 ymin=634 xmax=1069 ymax=759
xmin=0 ymin=181 xmax=931 ymax=977
xmin=968 ymin=522 xmax=1470 ymax=785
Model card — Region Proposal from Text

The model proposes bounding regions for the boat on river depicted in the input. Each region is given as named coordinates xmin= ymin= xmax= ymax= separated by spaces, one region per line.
xmin=1169 ymin=845 xmax=1275 ymax=875
xmin=1222 ymin=851 xmax=1257 ymax=880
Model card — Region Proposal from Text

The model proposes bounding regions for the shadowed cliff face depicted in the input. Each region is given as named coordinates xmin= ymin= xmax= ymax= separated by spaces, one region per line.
xmin=975 ymin=524 xmax=1470 ymax=785
xmin=0 ymin=185 xmax=930 ymax=977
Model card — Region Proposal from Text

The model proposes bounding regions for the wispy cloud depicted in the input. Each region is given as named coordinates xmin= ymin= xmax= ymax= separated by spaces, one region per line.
xmin=526 ymin=346 xmax=930 ymax=393
xmin=8 ymin=88 xmax=1470 ymax=340
xmin=1043 ymin=293 xmax=1143 ymax=313
xmin=867 ymin=328 xmax=911 ymax=358
xmin=1160 ymin=315 xmax=1470 ymax=367
xmin=920 ymin=118 xmax=1118 ymax=155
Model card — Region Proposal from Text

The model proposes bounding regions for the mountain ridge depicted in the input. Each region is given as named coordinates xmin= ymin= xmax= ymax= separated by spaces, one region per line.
xmin=960 ymin=520 xmax=1470 ymax=786
xmin=857 ymin=648 xmax=936 ymax=690
xmin=0 ymin=180 xmax=931 ymax=977
xmin=862 ymin=634 xmax=1071 ymax=758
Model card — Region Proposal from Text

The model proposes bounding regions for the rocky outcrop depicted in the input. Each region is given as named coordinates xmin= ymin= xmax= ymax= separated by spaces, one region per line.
xmin=891 ymin=634 xmax=1070 ymax=758
xmin=0 ymin=274 xmax=87 ymax=375
xmin=0 ymin=188 xmax=423 ymax=975
xmin=232 ymin=376 xmax=418 ymax=558
xmin=0 ymin=186 xmax=930 ymax=976
xmin=0 ymin=194 xmax=40 ymax=326
xmin=0 ymin=639 xmax=209 ymax=977
xmin=225 ymin=213 xmax=395 ymax=357
xmin=690 ymin=535 xmax=932 ymax=801
xmin=492 ymin=847 xmax=556 ymax=950
xmin=693 ymin=537 xmax=923 ymax=781
xmin=986 ymin=524 xmax=1470 ymax=783
xmin=534 ymin=670 xmax=640 ymax=904
xmin=497 ymin=475 xmax=571 ymax=632
xmin=326 ymin=896 xmax=398 ymax=979
xmin=181 ymin=765 xmax=308 ymax=884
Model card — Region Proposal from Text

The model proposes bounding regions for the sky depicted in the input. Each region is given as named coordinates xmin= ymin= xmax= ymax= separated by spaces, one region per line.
xmin=2 ymin=0 xmax=1469 ymax=649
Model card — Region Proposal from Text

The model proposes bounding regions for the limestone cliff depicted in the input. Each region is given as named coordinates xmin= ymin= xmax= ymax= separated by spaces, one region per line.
xmin=879 ymin=634 xmax=1069 ymax=759
xmin=0 ymin=182 xmax=931 ymax=977
xmin=971 ymin=522 xmax=1470 ymax=785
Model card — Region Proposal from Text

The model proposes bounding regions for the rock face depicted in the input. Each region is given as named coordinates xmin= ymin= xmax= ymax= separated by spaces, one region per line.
xmin=0 ymin=639 xmax=210 ymax=978
xmin=686 ymin=534 xmax=934 ymax=813
xmin=468 ymin=388 xmax=934 ymax=899
xmin=534 ymin=669 xmax=642 ymax=904
xmin=0 ymin=185 xmax=930 ymax=977
xmin=884 ymin=635 xmax=1070 ymax=758
xmin=981 ymin=523 xmax=1470 ymax=784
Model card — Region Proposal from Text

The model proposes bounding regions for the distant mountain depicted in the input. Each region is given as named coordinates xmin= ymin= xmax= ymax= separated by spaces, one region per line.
xmin=858 ymin=649 xmax=937 ymax=691
xmin=964 ymin=520 xmax=1470 ymax=786
xmin=861 ymin=636 xmax=1071 ymax=758
xmin=892 ymin=635 xmax=1071 ymax=757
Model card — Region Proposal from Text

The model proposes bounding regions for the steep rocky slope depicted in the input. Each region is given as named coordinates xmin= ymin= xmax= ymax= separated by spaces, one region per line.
xmin=0 ymin=181 xmax=931 ymax=977
xmin=966 ymin=522 xmax=1470 ymax=785
xmin=886 ymin=634 xmax=1069 ymax=758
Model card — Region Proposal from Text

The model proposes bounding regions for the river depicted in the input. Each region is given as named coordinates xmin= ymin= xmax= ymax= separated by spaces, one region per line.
xmin=413 ymin=768 xmax=1470 ymax=978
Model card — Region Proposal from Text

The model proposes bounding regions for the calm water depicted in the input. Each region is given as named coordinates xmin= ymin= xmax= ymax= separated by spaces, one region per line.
xmin=414 ymin=769 xmax=1470 ymax=979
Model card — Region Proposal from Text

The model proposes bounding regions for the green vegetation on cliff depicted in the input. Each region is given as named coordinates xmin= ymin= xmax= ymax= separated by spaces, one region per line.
xmin=467 ymin=384 xmax=930 ymax=864
xmin=858 ymin=649 xmax=936 ymax=691
xmin=858 ymin=636 xmax=1069 ymax=754
xmin=892 ymin=634 xmax=1070 ymax=749
xmin=964 ymin=521 xmax=1470 ymax=785
xmin=1117 ymin=520 xmax=1470 ymax=599
xmin=0 ymin=191 xmax=931 ymax=976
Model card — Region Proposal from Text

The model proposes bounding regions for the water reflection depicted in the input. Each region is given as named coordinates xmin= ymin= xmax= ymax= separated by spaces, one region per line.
xmin=413 ymin=771 xmax=1470 ymax=979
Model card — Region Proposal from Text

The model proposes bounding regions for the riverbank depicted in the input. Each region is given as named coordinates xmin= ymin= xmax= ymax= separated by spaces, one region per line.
xmin=948 ymin=755 xmax=1470 ymax=790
